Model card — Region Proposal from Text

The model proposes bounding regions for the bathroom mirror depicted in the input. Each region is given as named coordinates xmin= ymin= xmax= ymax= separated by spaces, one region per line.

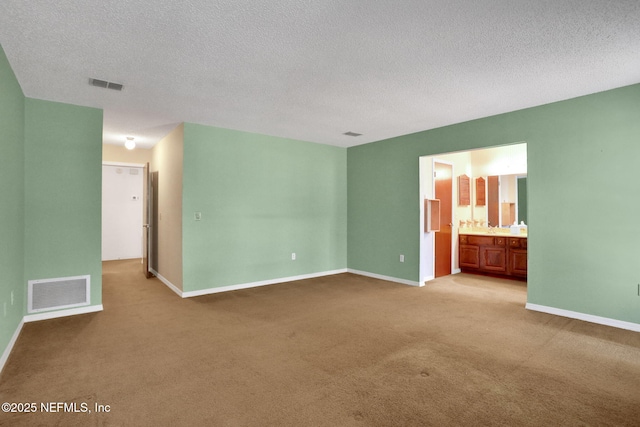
xmin=487 ymin=174 xmax=527 ymax=227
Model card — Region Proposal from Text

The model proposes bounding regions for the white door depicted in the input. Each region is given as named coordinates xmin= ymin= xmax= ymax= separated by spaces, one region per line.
xmin=101 ymin=164 xmax=144 ymax=261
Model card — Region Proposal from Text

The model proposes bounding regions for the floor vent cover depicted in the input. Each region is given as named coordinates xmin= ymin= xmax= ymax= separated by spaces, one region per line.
xmin=28 ymin=275 xmax=91 ymax=313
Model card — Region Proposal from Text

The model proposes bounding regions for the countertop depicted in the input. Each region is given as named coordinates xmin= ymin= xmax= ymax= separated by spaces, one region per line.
xmin=459 ymin=229 xmax=527 ymax=238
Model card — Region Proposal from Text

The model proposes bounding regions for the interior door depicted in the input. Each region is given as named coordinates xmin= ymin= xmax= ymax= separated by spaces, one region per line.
xmin=142 ymin=162 xmax=153 ymax=278
xmin=434 ymin=162 xmax=452 ymax=277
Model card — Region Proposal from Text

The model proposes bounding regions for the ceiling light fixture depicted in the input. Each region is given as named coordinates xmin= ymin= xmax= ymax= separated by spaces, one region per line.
xmin=125 ymin=136 xmax=136 ymax=150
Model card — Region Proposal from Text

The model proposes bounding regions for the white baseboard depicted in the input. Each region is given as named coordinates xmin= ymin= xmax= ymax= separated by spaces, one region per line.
xmin=347 ymin=269 xmax=421 ymax=287
xmin=23 ymin=304 xmax=103 ymax=323
xmin=0 ymin=319 xmax=24 ymax=375
xmin=526 ymin=303 xmax=640 ymax=332
xmin=149 ymin=268 xmax=182 ymax=297
xmin=423 ymin=269 xmax=460 ymax=284
xmin=102 ymin=256 xmax=143 ymax=262
xmin=182 ymin=269 xmax=348 ymax=298
xmin=155 ymin=267 xmax=421 ymax=298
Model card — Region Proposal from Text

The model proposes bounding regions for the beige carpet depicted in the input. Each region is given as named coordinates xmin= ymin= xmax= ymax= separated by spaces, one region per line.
xmin=1 ymin=259 xmax=639 ymax=426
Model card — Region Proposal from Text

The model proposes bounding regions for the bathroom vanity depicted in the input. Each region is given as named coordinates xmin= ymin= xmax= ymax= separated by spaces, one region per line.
xmin=459 ymin=232 xmax=527 ymax=280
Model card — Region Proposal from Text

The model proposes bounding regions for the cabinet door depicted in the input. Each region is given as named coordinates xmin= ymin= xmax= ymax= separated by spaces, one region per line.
xmin=509 ymin=249 xmax=528 ymax=277
xmin=460 ymin=245 xmax=480 ymax=269
xmin=480 ymin=246 xmax=507 ymax=272
xmin=458 ymin=175 xmax=470 ymax=206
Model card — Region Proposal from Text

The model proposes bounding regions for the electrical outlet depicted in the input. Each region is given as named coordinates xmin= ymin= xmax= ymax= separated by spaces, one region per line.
xmin=400 ymin=254 xmax=405 ymax=263
xmin=291 ymin=253 xmax=296 ymax=261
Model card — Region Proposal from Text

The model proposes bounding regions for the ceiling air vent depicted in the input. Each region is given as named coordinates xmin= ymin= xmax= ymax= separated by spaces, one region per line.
xmin=89 ymin=78 xmax=123 ymax=91
xmin=343 ymin=131 xmax=362 ymax=137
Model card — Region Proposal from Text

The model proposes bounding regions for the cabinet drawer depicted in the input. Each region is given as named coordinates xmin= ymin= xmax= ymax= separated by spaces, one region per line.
xmin=509 ymin=237 xmax=528 ymax=248
xmin=468 ymin=235 xmax=495 ymax=246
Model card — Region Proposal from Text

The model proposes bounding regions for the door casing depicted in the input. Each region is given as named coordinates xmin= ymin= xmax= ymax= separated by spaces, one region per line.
xmin=434 ymin=161 xmax=453 ymax=278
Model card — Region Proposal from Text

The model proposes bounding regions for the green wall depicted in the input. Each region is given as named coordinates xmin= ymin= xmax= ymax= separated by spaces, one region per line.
xmin=182 ymin=123 xmax=347 ymax=292
xmin=348 ymin=83 xmax=640 ymax=324
xmin=0 ymin=45 xmax=25 ymax=356
xmin=1 ymin=46 xmax=103 ymax=365
xmin=24 ymin=99 xmax=103 ymax=307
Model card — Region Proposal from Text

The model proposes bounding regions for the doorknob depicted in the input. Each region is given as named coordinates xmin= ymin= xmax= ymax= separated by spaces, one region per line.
xmin=143 ymin=224 xmax=150 ymax=229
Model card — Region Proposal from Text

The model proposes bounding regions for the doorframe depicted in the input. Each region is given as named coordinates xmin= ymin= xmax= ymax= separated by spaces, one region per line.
xmin=432 ymin=159 xmax=455 ymax=279
xmin=101 ymin=161 xmax=146 ymax=263
xmin=419 ymin=142 xmax=528 ymax=285
xmin=418 ymin=158 xmax=455 ymax=283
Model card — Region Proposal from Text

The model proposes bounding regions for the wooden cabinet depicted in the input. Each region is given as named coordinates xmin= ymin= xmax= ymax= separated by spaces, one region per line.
xmin=459 ymin=235 xmax=526 ymax=280
xmin=458 ymin=174 xmax=470 ymax=206
xmin=481 ymin=246 xmax=507 ymax=273
xmin=459 ymin=244 xmax=479 ymax=269
xmin=508 ymin=237 xmax=527 ymax=277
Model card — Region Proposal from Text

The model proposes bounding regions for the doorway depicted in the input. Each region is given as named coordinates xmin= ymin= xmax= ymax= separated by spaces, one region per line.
xmin=434 ymin=162 xmax=453 ymax=277
xmin=101 ymin=163 xmax=144 ymax=261
xmin=419 ymin=143 xmax=528 ymax=283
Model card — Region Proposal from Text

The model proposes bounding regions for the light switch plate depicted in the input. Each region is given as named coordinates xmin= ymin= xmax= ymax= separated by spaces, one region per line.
xmin=194 ymin=212 xmax=202 ymax=221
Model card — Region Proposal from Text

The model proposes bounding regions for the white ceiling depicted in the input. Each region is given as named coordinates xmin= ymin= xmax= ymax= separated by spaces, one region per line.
xmin=1 ymin=1 xmax=639 ymax=149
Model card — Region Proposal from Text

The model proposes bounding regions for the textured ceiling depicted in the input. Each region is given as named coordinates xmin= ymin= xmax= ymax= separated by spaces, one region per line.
xmin=1 ymin=1 xmax=639 ymax=149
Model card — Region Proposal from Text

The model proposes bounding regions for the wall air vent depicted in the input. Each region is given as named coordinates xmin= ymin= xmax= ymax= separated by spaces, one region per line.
xmin=28 ymin=275 xmax=91 ymax=313
xmin=89 ymin=78 xmax=124 ymax=91
xmin=343 ymin=131 xmax=362 ymax=137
